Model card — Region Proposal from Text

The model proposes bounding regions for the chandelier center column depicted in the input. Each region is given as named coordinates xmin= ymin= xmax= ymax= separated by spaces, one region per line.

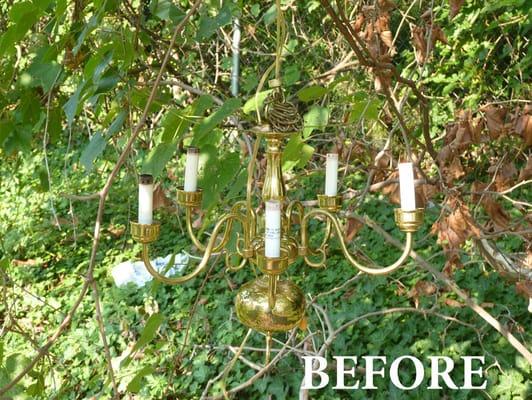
xmin=262 ymin=135 xmax=287 ymax=202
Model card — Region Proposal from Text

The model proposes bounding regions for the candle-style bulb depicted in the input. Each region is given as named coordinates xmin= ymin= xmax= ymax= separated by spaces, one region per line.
xmin=138 ymin=174 xmax=154 ymax=224
xmin=264 ymin=200 xmax=281 ymax=258
xmin=325 ymin=153 xmax=339 ymax=196
xmin=184 ymin=147 xmax=199 ymax=192
xmin=398 ymin=162 xmax=416 ymax=211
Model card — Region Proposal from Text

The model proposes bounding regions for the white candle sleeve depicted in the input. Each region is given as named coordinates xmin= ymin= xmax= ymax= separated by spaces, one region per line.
xmin=138 ymin=174 xmax=154 ymax=224
xmin=325 ymin=153 xmax=339 ymax=196
xmin=264 ymin=200 xmax=281 ymax=258
xmin=398 ymin=162 xmax=416 ymax=211
xmin=184 ymin=147 xmax=199 ymax=192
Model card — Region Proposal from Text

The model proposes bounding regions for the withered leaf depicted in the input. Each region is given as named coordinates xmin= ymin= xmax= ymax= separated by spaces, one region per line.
xmin=493 ymin=162 xmax=517 ymax=192
xmin=345 ymin=217 xmax=364 ymax=242
xmin=431 ymin=199 xmax=480 ymax=249
xmin=431 ymin=25 xmax=448 ymax=45
xmin=378 ymin=0 xmax=396 ymax=12
xmin=515 ymin=280 xmax=532 ymax=299
xmin=412 ymin=26 xmax=427 ymax=64
xmin=514 ymin=111 xmax=532 ymax=147
xmin=153 ymin=183 xmax=172 ymax=210
xmin=448 ymin=157 xmax=465 ymax=180
xmin=444 ymin=298 xmax=464 ymax=308
xmin=409 ymin=280 xmax=438 ymax=298
xmin=482 ymin=197 xmax=510 ymax=230
xmin=481 ymin=105 xmax=507 ymax=139
xmin=352 ymin=14 xmax=365 ymax=33
xmin=518 ymin=157 xmax=532 ymax=182
xmin=449 ymin=0 xmax=464 ymax=19
xmin=381 ymin=171 xmax=400 ymax=205
xmin=380 ymin=30 xmax=394 ymax=49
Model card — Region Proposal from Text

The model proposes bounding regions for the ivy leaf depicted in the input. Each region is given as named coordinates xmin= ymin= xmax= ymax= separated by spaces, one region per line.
xmin=303 ymin=105 xmax=329 ymax=138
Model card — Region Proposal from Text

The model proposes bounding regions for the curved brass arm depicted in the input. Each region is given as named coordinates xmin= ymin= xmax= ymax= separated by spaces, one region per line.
xmin=185 ymin=201 xmax=252 ymax=253
xmin=143 ymin=213 xmax=248 ymax=285
xmin=301 ymin=209 xmax=413 ymax=275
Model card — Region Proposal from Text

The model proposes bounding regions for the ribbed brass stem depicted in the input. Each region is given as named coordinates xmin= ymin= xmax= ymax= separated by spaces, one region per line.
xmin=262 ymin=138 xmax=286 ymax=202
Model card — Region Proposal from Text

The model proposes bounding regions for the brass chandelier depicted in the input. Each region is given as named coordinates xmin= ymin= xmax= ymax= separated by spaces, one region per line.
xmin=129 ymin=1 xmax=425 ymax=359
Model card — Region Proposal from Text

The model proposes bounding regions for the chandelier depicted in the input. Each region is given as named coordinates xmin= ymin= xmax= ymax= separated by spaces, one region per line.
xmin=129 ymin=1 xmax=424 ymax=361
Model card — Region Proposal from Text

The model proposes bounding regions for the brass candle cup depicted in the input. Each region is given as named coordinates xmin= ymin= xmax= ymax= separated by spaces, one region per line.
xmin=131 ymin=221 xmax=161 ymax=244
xmin=394 ymin=208 xmax=424 ymax=232
xmin=176 ymin=187 xmax=203 ymax=208
xmin=317 ymin=194 xmax=343 ymax=212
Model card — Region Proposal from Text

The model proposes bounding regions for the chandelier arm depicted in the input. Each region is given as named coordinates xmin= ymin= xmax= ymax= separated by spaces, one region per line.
xmin=140 ymin=213 xmax=249 ymax=285
xmin=184 ymin=200 xmax=250 ymax=253
xmin=301 ymin=209 xmax=413 ymax=275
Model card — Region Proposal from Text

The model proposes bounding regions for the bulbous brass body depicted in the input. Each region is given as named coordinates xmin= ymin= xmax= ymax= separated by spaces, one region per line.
xmin=235 ymin=276 xmax=306 ymax=333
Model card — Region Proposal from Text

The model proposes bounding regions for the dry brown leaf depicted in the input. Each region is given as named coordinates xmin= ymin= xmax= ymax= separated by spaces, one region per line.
xmin=381 ymin=171 xmax=400 ymax=205
xmin=514 ymin=111 xmax=532 ymax=147
xmin=153 ymin=183 xmax=172 ymax=210
xmin=345 ymin=217 xmax=364 ymax=242
xmin=352 ymin=14 xmax=365 ymax=33
xmin=378 ymin=0 xmax=396 ymax=12
xmin=481 ymin=105 xmax=507 ymax=139
xmin=431 ymin=25 xmax=448 ymax=45
xmin=431 ymin=199 xmax=480 ymax=249
xmin=515 ymin=280 xmax=532 ymax=299
xmin=482 ymin=197 xmax=510 ymax=230
xmin=380 ymin=30 xmax=393 ymax=49
xmin=12 ymin=259 xmax=39 ymax=267
xmin=412 ymin=26 xmax=427 ymax=64
xmin=518 ymin=158 xmax=532 ymax=182
xmin=449 ymin=0 xmax=464 ymax=19
xmin=107 ymin=225 xmax=125 ymax=238
xmin=444 ymin=298 xmax=464 ymax=308
xmin=448 ymin=157 xmax=465 ymax=180
xmin=493 ymin=162 xmax=517 ymax=192
xmin=409 ymin=280 xmax=438 ymax=298
xmin=471 ymin=181 xmax=488 ymax=203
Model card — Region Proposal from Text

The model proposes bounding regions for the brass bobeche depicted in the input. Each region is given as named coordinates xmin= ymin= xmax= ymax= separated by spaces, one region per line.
xmin=130 ymin=125 xmax=424 ymax=360
xmin=394 ymin=208 xmax=425 ymax=232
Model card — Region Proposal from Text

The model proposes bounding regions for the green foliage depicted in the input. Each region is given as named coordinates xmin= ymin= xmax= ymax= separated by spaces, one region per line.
xmin=0 ymin=0 xmax=530 ymax=399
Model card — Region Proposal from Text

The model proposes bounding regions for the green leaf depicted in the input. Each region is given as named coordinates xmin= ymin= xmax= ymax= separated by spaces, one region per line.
xmin=131 ymin=313 xmax=164 ymax=354
xmin=63 ymin=83 xmax=84 ymax=127
xmin=263 ymin=4 xmax=277 ymax=26
xmin=142 ymin=142 xmax=178 ymax=176
xmin=303 ymin=105 xmax=329 ymax=138
xmin=162 ymin=95 xmax=213 ymax=143
xmin=282 ymin=134 xmax=314 ymax=171
xmin=297 ymin=85 xmax=328 ymax=102
xmin=127 ymin=365 xmax=155 ymax=393
xmin=152 ymin=0 xmax=184 ymax=22
xmin=196 ymin=3 xmax=233 ymax=40
xmin=27 ymin=61 xmax=62 ymax=92
xmin=107 ymin=111 xmax=127 ymax=136
xmin=348 ymin=100 xmax=380 ymax=123
xmin=9 ymin=2 xmax=38 ymax=24
xmin=79 ymin=132 xmax=107 ymax=173
xmin=192 ymin=98 xmax=241 ymax=143
xmin=243 ymin=90 xmax=272 ymax=114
